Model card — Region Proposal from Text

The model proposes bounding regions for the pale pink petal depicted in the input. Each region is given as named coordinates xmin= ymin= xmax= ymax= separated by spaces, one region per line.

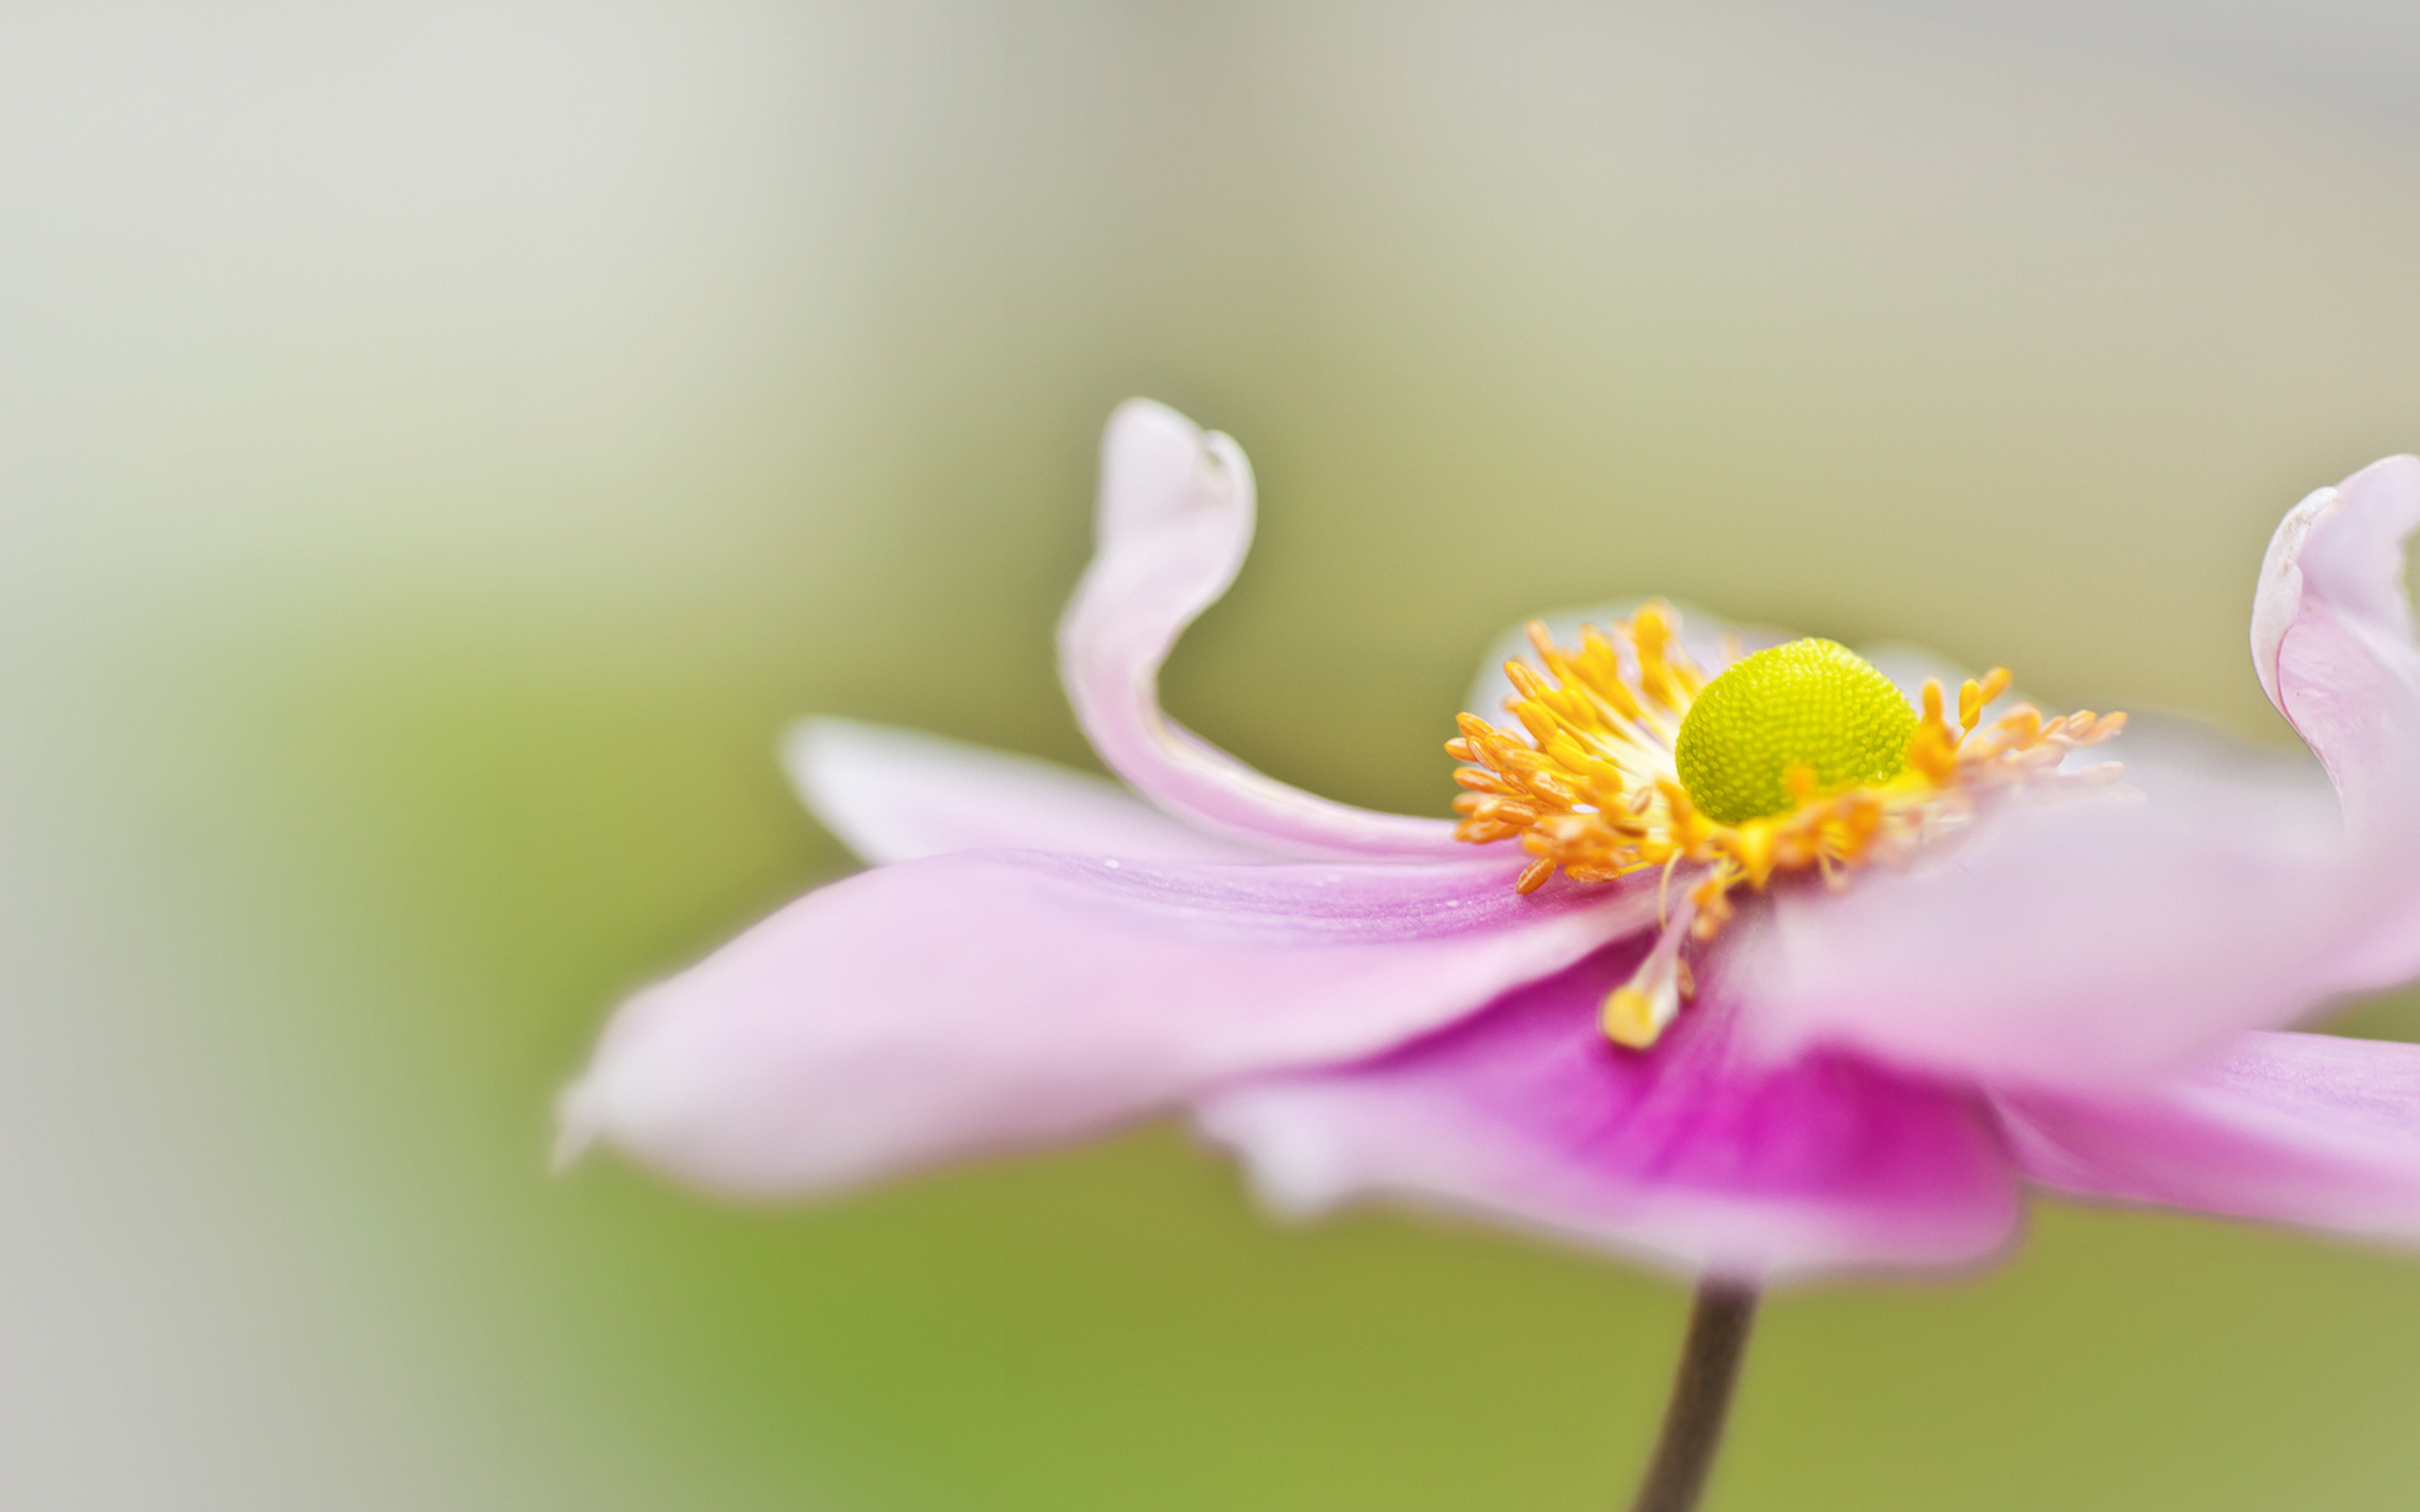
xmin=2250 ymin=455 xmax=2420 ymax=988
xmin=2251 ymin=455 xmax=2420 ymax=827
xmin=561 ymin=850 xmax=1651 ymax=1197
xmin=1736 ymin=768 xmax=2360 ymax=1095
xmin=1195 ymin=942 xmax=2020 ymax=1280
xmin=1735 ymin=461 xmax=2420 ymax=1095
xmin=1058 ymin=400 xmax=1464 ymax=859
xmin=783 ymin=717 xmax=1269 ymax=866
xmin=1997 ymin=1030 xmax=2420 ymax=1244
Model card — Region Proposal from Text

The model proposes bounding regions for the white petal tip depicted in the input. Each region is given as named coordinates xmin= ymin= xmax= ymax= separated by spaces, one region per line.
xmin=1196 ymin=1099 xmax=1350 ymax=1220
xmin=1095 ymin=399 xmax=1251 ymax=538
xmin=551 ymin=1083 xmax=604 ymax=1175
xmin=1107 ymin=395 xmax=1193 ymax=429
xmin=778 ymin=715 xmax=867 ymax=817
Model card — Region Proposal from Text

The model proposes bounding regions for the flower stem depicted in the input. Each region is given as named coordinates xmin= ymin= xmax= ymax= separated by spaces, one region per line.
xmin=1624 ymin=1278 xmax=1759 ymax=1512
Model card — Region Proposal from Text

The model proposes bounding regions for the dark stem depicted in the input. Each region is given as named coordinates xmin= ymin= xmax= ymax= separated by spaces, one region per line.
xmin=1624 ymin=1278 xmax=1760 ymax=1512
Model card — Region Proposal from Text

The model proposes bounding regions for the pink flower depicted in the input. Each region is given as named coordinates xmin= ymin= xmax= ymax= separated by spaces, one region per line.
xmin=560 ymin=401 xmax=2420 ymax=1282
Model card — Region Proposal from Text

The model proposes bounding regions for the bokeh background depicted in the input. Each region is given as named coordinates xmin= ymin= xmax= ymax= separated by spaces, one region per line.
xmin=9 ymin=2 xmax=2420 ymax=1507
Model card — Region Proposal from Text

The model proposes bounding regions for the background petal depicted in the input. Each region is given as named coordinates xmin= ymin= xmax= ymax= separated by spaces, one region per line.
xmin=1459 ymin=598 xmax=1788 ymax=722
xmin=1058 ymin=400 xmax=1465 ymax=859
xmin=1196 ymin=942 xmax=2020 ymax=1281
xmin=1997 ymin=1031 xmax=2420 ymax=1244
xmin=784 ymin=716 xmax=1269 ymax=865
xmin=562 ymin=850 xmax=1651 ymax=1197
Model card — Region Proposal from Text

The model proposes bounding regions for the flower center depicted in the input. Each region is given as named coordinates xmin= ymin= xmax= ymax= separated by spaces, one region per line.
xmin=1672 ymin=639 xmax=1916 ymax=824
xmin=1445 ymin=605 xmax=2128 ymax=1050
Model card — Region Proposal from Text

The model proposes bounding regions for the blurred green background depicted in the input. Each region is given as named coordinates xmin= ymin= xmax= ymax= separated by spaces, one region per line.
xmin=10 ymin=1 xmax=2420 ymax=1507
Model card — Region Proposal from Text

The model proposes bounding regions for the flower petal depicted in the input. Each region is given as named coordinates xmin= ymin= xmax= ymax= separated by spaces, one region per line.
xmin=783 ymin=717 xmax=1268 ymax=866
xmin=1736 ymin=462 xmax=2420 ymax=1096
xmin=1996 ymin=1030 xmax=2420 ymax=1244
xmin=2252 ymin=455 xmax=2420 ymax=827
xmin=561 ymin=850 xmax=1651 ymax=1197
xmin=1195 ymin=942 xmax=2020 ymax=1280
xmin=1058 ymin=400 xmax=1464 ymax=859
xmin=1736 ymin=767 xmax=2359 ymax=1094
xmin=2251 ymin=455 xmax=2420 ymax=988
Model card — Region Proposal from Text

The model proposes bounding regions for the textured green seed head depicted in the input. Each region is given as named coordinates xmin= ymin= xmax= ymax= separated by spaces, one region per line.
xmin=1673 ymin=638 xmax=1916 ymax=824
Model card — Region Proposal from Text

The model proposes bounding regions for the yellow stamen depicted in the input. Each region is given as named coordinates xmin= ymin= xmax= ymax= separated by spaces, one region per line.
xmin=1601 ymin=986 xmax=1663 ymax=1049
xmin=1448 ymin=608 xmax=2125 ymax=1049
xmin=1601 ymin=894 xmax=1697 ymax=1048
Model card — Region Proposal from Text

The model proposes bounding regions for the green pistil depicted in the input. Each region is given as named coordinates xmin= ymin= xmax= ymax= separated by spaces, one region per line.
xmin=1672 ymin=639 xmax=1916 ymax=824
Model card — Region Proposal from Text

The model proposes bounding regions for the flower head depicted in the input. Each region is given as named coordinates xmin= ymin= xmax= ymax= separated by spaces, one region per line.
xmin=561 ymin=402 xmax=2420 ymax=1282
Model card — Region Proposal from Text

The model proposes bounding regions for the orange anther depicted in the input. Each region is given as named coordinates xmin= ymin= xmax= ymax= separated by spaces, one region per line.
xmin=1727 ymin=822 xmax=1777 ymax=887
xmin=1784 ymin=763 xmax=1820 ymax=803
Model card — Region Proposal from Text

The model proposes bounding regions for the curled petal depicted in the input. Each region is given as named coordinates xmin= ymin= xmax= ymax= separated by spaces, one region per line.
xmin=1195 ymin=943 xmax=2020 ymax=1280
xmin=1740 ymin=461 xmax=2420 ymax=1095
xmin=2252 ymin=455 xmax=2420 ymax=829
xmin=2251 ymin=455 xmax=2420 ymax=988
xmin=561 ymin=850 xmax=1650 ymax=1197
xmin=1059 ymin=400 xmax=1463 ymax=859
xmin=1997 ymin=1031 xmax=2420 ymax=1244
xmin=783 ymin=717 xmax=1268 ymax=866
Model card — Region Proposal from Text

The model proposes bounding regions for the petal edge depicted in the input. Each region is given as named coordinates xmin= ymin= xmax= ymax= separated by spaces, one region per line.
xmin=1998 ymin=1030 xmax=2420 ymax=1245
xmin=1058 ymin=401 xmax=1465 ymax=860
xmin=783 ymin=716 xmax=1267 ymax=865
xmin=563 ymin=850 xmax=1651 ymax=1197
